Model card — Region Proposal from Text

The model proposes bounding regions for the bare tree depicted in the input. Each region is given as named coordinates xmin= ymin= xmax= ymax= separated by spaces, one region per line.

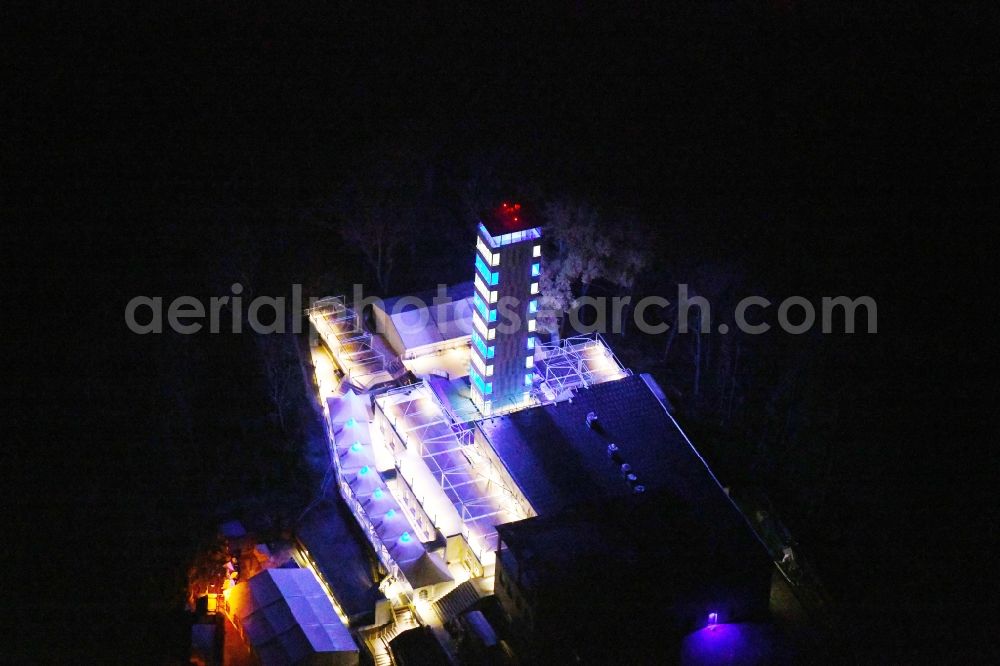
xmin=340 ymin=196 xmax=411 ymax=294
xmin=257 ymin=333 xmax=298 ymax=434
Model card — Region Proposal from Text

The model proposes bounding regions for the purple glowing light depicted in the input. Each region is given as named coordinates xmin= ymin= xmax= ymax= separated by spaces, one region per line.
xmin=708 ymin=612 xmax=719 ymax=629
xmin=681 ymin=622 xmax=792 ymax=663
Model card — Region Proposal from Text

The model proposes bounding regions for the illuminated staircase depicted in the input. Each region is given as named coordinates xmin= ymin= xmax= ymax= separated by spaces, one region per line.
xmin=366 ymin=604 xmax=419 ymax=666
xmin=431 ymin=580 xmax=481 ymax=625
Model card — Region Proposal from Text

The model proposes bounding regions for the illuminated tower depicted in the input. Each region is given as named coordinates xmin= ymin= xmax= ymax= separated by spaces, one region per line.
xmin=470 ymin=202 xmax=542 ymax=416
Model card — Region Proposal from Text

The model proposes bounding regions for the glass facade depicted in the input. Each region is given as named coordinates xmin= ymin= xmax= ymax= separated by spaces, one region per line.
xmin=478 ymin=222 xmax=542 ymax=249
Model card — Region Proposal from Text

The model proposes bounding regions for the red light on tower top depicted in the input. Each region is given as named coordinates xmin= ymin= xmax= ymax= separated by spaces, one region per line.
xmin=485 ymin=202 xmax=533 ymax=236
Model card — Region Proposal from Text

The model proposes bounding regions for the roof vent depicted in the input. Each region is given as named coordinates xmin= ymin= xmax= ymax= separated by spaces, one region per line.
xmin=619 ymin=463 xmax=632 ymax=476
xmin=606 ymin=443 xmax=619 ymax=456
xmin=633 ymin=485 xmax=646 ymax=494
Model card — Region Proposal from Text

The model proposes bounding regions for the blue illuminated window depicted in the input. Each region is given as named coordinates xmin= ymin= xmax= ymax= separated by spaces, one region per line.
xmin=531 ymin=262 xmax=540 ymax=277
xmin=524 ymin=373 xmax=533 ymax=386
xmin=529 ymin=299 xmax=538 ymax=314
xmin=527 ymin=336 xmax=535 ymax=349
xmin=471 ymin=368 xmax=493 ymax=394
xmin=473 ymin=293 xmax=499 ymax=322
xmin=473 ymin=293 xmax=488 ymax=318
xmin=475 ymin=254 xmax=499 ymax=286
xmin=472 ymin=332 xmax=495 ymax=359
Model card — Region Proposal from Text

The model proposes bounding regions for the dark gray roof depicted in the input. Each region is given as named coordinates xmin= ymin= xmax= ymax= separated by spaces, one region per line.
xmin=479 ymin=374 xmax=726 ymax=514
xmin=296 ymin=499 xmax=383 ymax=622
xmin=482 ymin=374 xmax=767 ymax=579
xmin=388 ymin=627 xmax=451 ymax=666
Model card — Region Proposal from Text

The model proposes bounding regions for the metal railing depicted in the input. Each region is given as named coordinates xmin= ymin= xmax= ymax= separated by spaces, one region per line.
xmin=537 ymin=332 xmax=629 ymax=397
xmin=308 ymin=296 xmax=387 ymax=380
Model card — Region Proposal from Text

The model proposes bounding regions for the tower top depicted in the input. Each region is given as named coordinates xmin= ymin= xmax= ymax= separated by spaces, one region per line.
xmin=479 ymin=201 xmax=541 ymax=238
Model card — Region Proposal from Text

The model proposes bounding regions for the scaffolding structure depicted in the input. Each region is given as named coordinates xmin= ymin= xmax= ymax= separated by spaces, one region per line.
xmin=374 ymin=383 xmax=533 ymax=565
xmin=537 ymin=332 xmax=630 ymax=398
xmin=308 ymin=296 xmax=386 ymax=380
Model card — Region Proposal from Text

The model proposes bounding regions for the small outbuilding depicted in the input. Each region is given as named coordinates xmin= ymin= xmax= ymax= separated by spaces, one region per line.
xmin=226 ymin=568 xmax=359 ymax=665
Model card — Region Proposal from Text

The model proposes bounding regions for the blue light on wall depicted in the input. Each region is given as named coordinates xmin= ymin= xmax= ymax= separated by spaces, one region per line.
xmin=529 ymin=299 xmax=538 ymax=314
xmin=359 ymin=465 xmax=370 ymax=476
xmin=473 ymin=293 xmax=488 ymax=318
xmin=708 ymin=612 xmax=719 ymax=628
xmin=524 ymin=373 xmax=533 ymax=386
xmin=350 ymin=441 xmax=362 ymax=452
xmin=345 ymin=417 xmax=356 ymax=428
xmin=471 ymin=368 xmax=493 ymax=394
xmin=531 ymin=262 xmax=540 ymax=277
xmin=473 ymin=293 xmax=498 ymax=323
xmin=373 ymin=488 xmax=384 ymax=500
xmin=472 ymin=331 xmax=495 ymax=359
xmin=479 ymin=222 xmax=542 ymax=248
xmin=475 ymin=254 xmax=499 ymax=285
xmin=527 ymin=336 xmax=535 ymax=349
xmin=385 ymin=509 xmax=395 ymax=519
xmin=474 ymin=253 xmax=489 ymax=280
xmin=400 ymin=531 xmax=412 ymax=543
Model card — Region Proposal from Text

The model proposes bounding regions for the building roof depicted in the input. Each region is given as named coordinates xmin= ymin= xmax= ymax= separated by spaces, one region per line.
xmin=379 ymin=281 xmax=474 ymax=354
xmin=494 ymin=484 xmax=774 ymax=661
xmin=296 ymin=499 xmax=383 ymax=621
xmin=398 ymin=550 xmax=453 ymax=589
xmin=426 ymin=374 xmax=480 ymax=422
xmin=380 ymin=281 xmax=474 ymax=317
xmin=219 ymin=519 xmax=248 ymax=539
xmin=482 ymin=374 xmax=768 ymax=587
xmin=226 ymin=568 xmax=357 ymax=665
xmin=480 ymin=375 xmax=738 ymax=518
xmin=388 ymin=627 xmax=451 ymax=666
xmin=479 ymin=201 xmax=541 ymax=237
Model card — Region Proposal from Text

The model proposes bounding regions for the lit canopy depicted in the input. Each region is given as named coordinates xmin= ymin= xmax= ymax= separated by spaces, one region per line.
xmin=227 ymin=568 xmax=358 ymax=665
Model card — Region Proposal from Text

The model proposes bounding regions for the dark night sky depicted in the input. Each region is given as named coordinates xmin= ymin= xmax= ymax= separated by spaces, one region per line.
xmin=5 ymin=3 xmax=996 ymax=662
